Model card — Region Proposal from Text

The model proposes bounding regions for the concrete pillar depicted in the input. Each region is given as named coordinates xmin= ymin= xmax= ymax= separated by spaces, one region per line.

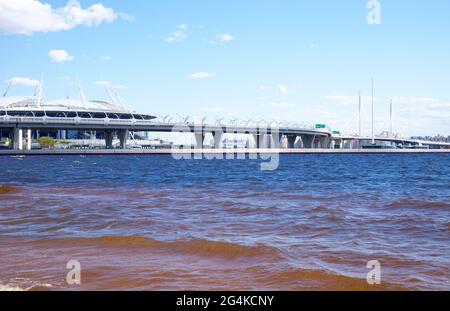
xmin=26 ymin=129 xmax=32 ymax=150
xmin=270 ymin=134 xmax=281 ymax=148
xmin=9 ymin=128 xmax=19 ymax=150
xmin=118 ymin=129 xmax=129 ymax=149
xmin=194 ymin=133 xmax=205 ymax=148
xmin=319 ymin=136 xmax=330 ymax=149
xmin=263 ymin=134 xmax=270 ymax=148
xmin=261 ymin=134 xmax=271 ymax=148
xmin=18 ymin=129 xmax=23 ymax=150
xmin=211 ymin=131 xmax=223 ymax=148
xmin=246 ymin=137 xmax=252 ymax=148
xmin=253 ymin=134 xmax=271 ymax=148
xmin=301 ymin=135 xmax=315 ymax=149
xmin=286 ymin=135 xmax=297 ymax=149
xmin=105 ymin=130 xmax=114 ymax=149
xmin=253 ymin=134 xmax=260 ymax=148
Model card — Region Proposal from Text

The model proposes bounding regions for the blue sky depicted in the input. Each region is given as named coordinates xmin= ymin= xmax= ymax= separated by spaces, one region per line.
xmin=1 ymin=0 xmax=449 ymax=136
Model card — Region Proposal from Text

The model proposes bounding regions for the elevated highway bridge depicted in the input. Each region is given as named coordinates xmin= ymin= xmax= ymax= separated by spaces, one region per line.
xmin=331 ymin=135 xmax=450 ymax=149
xmin=1 ymin=95 xmax=447 ymax=151
xmin=0 ymin=96 xmax=332 ymax=150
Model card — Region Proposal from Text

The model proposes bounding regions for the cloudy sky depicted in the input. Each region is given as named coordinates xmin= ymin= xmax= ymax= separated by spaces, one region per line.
xmin=1 ymin=0 xmax=449 ymax=136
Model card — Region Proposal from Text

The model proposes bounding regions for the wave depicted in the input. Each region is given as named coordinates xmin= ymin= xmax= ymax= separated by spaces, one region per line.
xmin=258 ymin=267 xmax=409 ymax=291
xmin=385 ymin=199 xmax=450 ymax=210
xmin=0 ymin=283 xmax=52 ymax=291
xmin=0 ymin=284 xmax=24 ymax=291
xmin=29 ymin=236 xmax=280 ymax=259
xmin=0 ymin=185 xmax=22 ymax=194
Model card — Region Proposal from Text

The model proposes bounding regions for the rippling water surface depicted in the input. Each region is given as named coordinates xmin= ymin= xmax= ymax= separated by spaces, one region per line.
xmin=0 ymin=154 xmax=449 ymax=290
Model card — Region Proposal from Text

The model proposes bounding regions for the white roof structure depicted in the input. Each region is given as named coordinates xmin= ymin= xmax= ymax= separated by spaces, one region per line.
xmin=0 ymin=78 xmax=132 ymax=113
xmin=0 ymin=96 xmax=127 ymax=112
xmin=0 ymin=80 xmax=155 ymax=121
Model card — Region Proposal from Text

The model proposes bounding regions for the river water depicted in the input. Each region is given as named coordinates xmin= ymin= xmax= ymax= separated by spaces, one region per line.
xmin=0 ymin=154 xmax=448 ymax=290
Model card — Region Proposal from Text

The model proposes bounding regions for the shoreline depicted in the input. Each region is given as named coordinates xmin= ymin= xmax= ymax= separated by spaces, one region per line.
xmin=0 ymin=148 xmax=449 ymax=156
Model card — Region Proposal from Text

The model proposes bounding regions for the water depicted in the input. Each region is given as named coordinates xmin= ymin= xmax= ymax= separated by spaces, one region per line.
xmin=0 ymin=154 xmax=449 ymax=290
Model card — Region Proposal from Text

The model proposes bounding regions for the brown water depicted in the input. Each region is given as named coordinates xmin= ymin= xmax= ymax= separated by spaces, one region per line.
xmin=0 ymin=155 xmax=449 ymax=290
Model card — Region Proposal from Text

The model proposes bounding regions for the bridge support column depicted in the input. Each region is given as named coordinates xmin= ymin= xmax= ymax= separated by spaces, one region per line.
xmin=26 ymin=129 xmax=32 ymax=150
xmin=270 ymin=133 xmax=281 ymax=148
xmin=261 ymin=134 xmax=271 ymax=148
xmin=211 ymin=131 xmax=223 ymax=148
xmin=105 ymin=130 xmax=114 ymax=149
xmin=253 ymin=134 xmax=273 ymax=148
xmin=300 ymin=135 xmax=315 ymax=149
xmin=194 ymin=133 xmax=205 ymax=149
xmin=18 ymin=129 xmax=23 ymax=150
xmin=286 ymin=135 xmax=297 ymax=149
xmin=253 ymin=134 xmax=260 ymax=148
xmin=9 ymin=128 xmax=19 ymax=150
xmin=319 ymin=136 xmax=330 ymax=149
xmin=118 ymin=129 xmax=129 ymax=149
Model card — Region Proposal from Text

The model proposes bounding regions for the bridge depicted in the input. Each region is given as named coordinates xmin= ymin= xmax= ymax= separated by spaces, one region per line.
xmin=0 ymin=95 xmax=332 ymax=150
xmin=331 ymin=135 xmax=450 ymax=149
xmin=1 ymin=90 xmax=448 ymax=151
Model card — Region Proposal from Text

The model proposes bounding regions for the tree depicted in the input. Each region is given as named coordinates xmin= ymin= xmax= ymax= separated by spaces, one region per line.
xmin=38 ymin=136 xmax=56 ymax=149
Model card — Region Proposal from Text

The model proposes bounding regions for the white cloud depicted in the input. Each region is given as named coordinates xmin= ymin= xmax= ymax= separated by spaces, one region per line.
xmin=95 ymin=80 xmax=111 ymax=86
xmin=5 ymin=76 xmax=39 ymax=87
xmin=94 ymin=80 xmax=126 ymax=89
xmin=310 ymin=43 xmax=320 ymax=48
xmin=164 ymin=30 xmax=187 ymax=43
xmin=209 ymin=33 xmax=235 ymax=45
xmin=395 ymin=97 xmax=450 ymax=117
xmin=48 ymin=49 xmax=74 ymax=62
xmin=277 ymin=84 xmax=290 ymax=94
xmin=163 ymin=24 xmax=189 ymax=42
xmin=99 ymin=56 xmax=112 ymax=60
xmin=0 ymin=0 xmax=130 ymax=35
xmin=428 ymin=102 xmax=450 ymax=109
xmin=217 ymin=33 xmax=235 ymax=43
xmin=390 ymin=96 xmax=440 ymax=105
xmin=276 ymin=84 xmax=301 ymax=94
xmin=118 ymin=13 xmax=135 ymax=22
xmin=325 ymin=93 xmax=373 ymax=106
xmin=200 ymin=106 xmax=225 ymax=113
xmin=113 ymin=84 xmax=127 ymax=90
xmin=187 ymin=72 xmax=216 ymax=80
